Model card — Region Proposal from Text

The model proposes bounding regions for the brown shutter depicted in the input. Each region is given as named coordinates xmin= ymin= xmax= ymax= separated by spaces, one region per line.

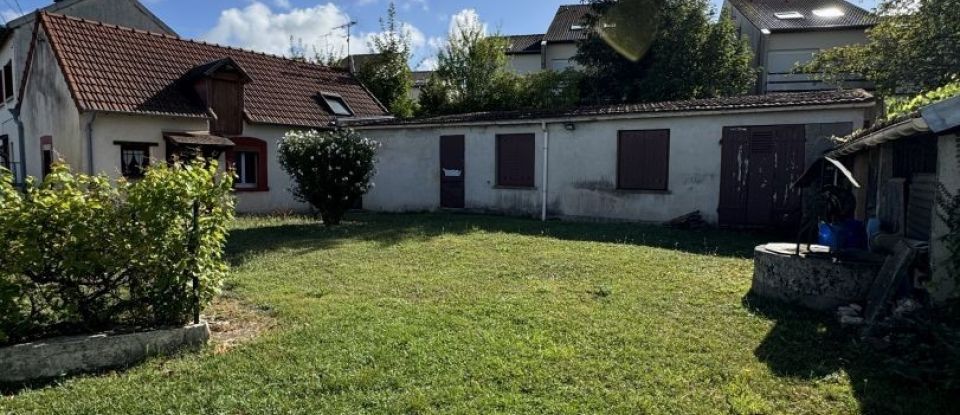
xmin=211 ymin=79 xmax=243 ymax=135
xmin=617 ymin=130 xmax=669 ymax=190
xmin=496 ymin=134 xmax=535 ymax=187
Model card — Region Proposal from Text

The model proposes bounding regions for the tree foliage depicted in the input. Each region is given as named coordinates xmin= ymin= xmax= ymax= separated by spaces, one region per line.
xmin=575 ymin=0 xmax=756 ymax=104
xmin=417 ymin=20 xmax=517 ymax=116
xmin=278 ymin=129 xmax=378 ymax=226
xmin=0 ymin=161 xmax=234 ymax=345
xmin=804 ymin=0 xmax=960 ymax=95
xmin=356 ymin=2 xmax=417 ymax=118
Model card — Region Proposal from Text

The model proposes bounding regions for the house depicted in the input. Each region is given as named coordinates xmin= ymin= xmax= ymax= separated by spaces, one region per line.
xmin=498 ymin=4 xmax=591 ymax=75
xmin=724 ymin=0 xmax=876 ymax=93
xmin=408 ymin=70 xmax=432 ymax=101
xmin=0 ymin=0 xmax=176 ymax=186
xmin=350 ymin=90 xmax=877 ymax=227
xmin=18 ymin=13 xmax=390 ymax=213
xmin=826 ymin=96 xmax=960 ymax=303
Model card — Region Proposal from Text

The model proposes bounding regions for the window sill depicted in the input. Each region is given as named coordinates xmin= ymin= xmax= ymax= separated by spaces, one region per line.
xmin=494 ymin=185 xmax=537 ymax=190
xmin=615 ymin=188 xmax=671 ymax=195
xmin=234 ymin=187 xmax=270 ymax=193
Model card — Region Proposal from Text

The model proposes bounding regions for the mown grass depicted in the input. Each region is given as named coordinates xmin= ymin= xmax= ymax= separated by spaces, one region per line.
xmin=1 ymin=213 xmax=954 ymax=414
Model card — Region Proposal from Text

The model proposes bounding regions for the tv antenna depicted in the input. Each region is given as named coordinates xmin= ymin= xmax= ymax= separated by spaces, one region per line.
xmin=336 ymin=20 xmax=359 ymax=72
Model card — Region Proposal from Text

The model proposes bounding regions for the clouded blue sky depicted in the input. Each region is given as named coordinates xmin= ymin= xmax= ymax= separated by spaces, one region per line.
xmin=1 ymin=0 xmax=880 ymax=69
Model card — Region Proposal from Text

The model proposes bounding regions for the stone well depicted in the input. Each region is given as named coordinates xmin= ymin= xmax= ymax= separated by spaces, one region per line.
xmin=750 ymin=243 xmax=884 ymax=311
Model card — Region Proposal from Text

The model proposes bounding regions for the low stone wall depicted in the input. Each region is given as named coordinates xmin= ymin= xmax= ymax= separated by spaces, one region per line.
xmin=0 ymin=323 xmax=209 ymax=385
xmin=751 ymin=243 xmax=883 ymax=311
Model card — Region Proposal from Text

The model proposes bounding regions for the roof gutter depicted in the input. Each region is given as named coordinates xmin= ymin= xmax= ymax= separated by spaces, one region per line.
xmin=828 ymin=117 xmax=930 ymax=158
xmin=351 ymin=101 xmax=877 ymax=130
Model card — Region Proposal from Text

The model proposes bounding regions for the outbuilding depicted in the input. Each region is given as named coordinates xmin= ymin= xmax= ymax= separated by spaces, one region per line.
xmin=353 ymin=90 xmax=878 ymax=226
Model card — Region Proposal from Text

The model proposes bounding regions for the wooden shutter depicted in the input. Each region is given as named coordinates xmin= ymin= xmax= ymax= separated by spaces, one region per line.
xmin=617 ymin=130 xmax=670 ymax=191
xmin=496 ymin=134 xmax=535 ymax=188
xmin=211 ymin=79 xmax=243 ymax=135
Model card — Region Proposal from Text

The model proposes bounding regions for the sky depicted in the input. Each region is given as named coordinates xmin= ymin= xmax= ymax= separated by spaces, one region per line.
xmin=0 ymin=0 xmax=881 ymax=70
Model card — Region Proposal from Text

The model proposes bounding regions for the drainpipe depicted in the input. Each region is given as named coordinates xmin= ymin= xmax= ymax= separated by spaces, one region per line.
xmin=85 ymin=112 xmax=97 ymax=175
xmin=10 ymin=107 xmax=26 ymax=185
xmin=541 ymin=121 xmax=550 ymax=222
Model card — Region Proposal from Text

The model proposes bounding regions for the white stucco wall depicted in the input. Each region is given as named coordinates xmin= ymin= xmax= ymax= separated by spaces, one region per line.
xmin=234 ymin=123 xmax=311 ymax=214
xmin=0 ymin=38 xmax=20 ymax=182
xmin=88 ymin=113 xmax=207 ymax=177
xmin=359 ymin=106 xmax=869 ymax=223
xmin=508 ymin=54 xmax=543 ymax=75
xmin=20 ymin=30 xmax=82 ymax=179
xmin=931 ymin=134 xmax=959 ymax=302
xmin=544 ymin=43 xmax=580 ymax=71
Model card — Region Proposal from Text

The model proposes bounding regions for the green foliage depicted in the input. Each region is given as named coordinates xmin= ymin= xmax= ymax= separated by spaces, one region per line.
xmin=356 ymin=2 xmax=417 ymax=118
xmin=516 ymin=69 xmax=585 ymax=111
xmin=575 ymin=0 xmax=756 ymax=104
xmin=277 ymin=129 xmax=379 ymax=226
xmin=804 ymin=0 xmax=960 ymax=95
xmin=417 ymin=19 xmax=517 ymax=116
xmin=937 ymin=137 xmax=960 ymax=289
xmin=885 ymin=78 xmax=960 ymax=121
xmin=0 ymin=161 xmax=234 ymax=345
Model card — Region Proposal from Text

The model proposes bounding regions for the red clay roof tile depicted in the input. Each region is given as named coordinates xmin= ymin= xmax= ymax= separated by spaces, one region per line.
xmin=35 ymin=13 xmax=391 ymax=128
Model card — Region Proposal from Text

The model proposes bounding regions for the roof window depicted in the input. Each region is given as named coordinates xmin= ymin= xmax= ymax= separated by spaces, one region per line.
xmin=774 ymin=11 xmax=805 ymax=19
xmin=321 ymin=93 xmax=353 ymax=116
xmin=570 ymin=25 xmax=585 ymax=31
xmin=812 ymin=7 xmax=845 ymax=17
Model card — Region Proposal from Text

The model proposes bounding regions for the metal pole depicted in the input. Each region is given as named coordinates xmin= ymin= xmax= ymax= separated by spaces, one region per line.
xmin=191 ymin=199 xmax=200 ymax=325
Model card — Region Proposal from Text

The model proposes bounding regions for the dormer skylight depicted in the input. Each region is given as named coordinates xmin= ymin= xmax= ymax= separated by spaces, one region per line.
xmin=774 ymin=11 xmax=805 ymax=19
xmin=812 ymin=7 xmax=845 ymax=17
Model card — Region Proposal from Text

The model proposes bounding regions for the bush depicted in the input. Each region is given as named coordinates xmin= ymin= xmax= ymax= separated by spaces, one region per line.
xmin=0 ymin=160 xmax=234 ymax=345
xmin=278 ymin=129 xmax=379 ymax=226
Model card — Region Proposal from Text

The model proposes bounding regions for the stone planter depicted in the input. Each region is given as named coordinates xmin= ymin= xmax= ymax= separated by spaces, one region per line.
xmin=0 ymin=323 xmax=209 ymax=385
xmin=751 ymin=243 xmax=884 ymax=311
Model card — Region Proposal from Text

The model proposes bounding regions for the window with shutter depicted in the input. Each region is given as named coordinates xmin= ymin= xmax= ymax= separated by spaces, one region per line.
xmin=226 ymin=137 xmax=269 ymax=192
xmin=496 ymin=134 xmax=535 ymax=188
xmin=617 ymin=130 xmax=670 ymax=191
xmin=211 ymin=79 xmax=243 ymax=135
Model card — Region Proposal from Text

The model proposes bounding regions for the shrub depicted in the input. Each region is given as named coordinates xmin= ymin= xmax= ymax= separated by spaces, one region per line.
xmin=278 ymin=129 xmax=379 ymax=226
xmin=0 ymin=160 xmax=234 ymax=345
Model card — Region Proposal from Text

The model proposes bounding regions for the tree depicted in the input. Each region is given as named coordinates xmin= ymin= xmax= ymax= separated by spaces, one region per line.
xmin=516 ymin=69 xmax=584 ymax=111
xmin=417 ymin=16 xmax=518 ymax=115
xmin=278 ymin=129 xmax=378 ymax=226
xmin=356 ymin=2 xmax=417 ymax=118
xmin=803 ymin=0 xmax=960 ymax=95
xmin=575 ymin=0 xmax=755 ymax=104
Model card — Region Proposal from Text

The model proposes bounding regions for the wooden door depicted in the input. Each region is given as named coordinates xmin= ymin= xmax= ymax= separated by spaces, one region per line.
xmin=719 ymin=125 xmax=806 ymax=228
xmin=440 ymin=135 xmax=465 ymax=209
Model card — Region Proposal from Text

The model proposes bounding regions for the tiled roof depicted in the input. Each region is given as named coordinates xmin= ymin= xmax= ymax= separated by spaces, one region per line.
xmin=35 ymin=13 xmax=390 ymax=128
xmin=544 ymin=5 xmax=593 ymax=43
xmin=727 ymin=0 xmax=876 ymax=32
xmin=349 ymin=89 xmax=875 ymax=127
xmin=502 ymin=34 xmax=544 ymax=54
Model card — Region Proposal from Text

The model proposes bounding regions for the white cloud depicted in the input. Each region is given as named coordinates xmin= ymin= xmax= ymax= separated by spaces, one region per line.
xmin=416 ymin=57 xmax=438 ymax=71
xmin=448 ymin=8 xmax=486 ymax=39
xmin=273 ymin=0 xmax=292 ymax=9
xmin=203 ymin=2 xmax=369 ymax=58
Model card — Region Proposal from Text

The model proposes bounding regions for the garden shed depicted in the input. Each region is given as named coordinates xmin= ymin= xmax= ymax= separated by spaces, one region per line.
xmin=352 ymin=90 xmax=877 ymax=227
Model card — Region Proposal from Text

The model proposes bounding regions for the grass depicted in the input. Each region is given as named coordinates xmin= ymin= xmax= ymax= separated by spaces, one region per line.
xmin=1 ymin=213 xmax=956 ymax=414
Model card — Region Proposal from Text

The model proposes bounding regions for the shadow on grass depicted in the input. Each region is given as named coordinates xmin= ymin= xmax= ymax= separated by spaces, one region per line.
xmin=227 ymin=212 xmax=772 ymax=267
xmin=744 ymin=293 xmax=960 ymax=414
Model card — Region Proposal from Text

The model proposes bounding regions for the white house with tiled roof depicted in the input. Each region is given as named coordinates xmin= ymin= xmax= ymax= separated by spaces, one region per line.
xmin=18 ymin=13 xmax=389 ymax=213
xmin=500 ymin=4 xmax=592 ymax=75
xmin=0 ymin=0 xmax=175 ymax=186
xmin=724 ymin=0 xmax=877 ymax=93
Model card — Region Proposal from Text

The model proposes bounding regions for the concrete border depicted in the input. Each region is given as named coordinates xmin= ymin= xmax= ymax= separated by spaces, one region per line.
xmin=0 ymin=323 xmax=209 ymax=385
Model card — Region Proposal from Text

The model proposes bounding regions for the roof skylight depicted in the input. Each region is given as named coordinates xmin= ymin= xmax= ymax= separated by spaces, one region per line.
xmin=570 ymin=25 xmax=585 ymax=31
xmin=812 ymin=7 xmax=845 ymax=17
xmin=774 ymin=11 xmax=805 ymax=19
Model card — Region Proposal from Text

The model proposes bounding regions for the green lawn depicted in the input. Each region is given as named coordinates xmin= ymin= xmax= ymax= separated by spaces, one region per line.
xmin=1 ymin=214 xmax=953 ymax=414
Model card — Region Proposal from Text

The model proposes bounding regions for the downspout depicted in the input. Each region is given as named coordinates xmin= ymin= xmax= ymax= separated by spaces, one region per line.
xmin=85 ymin=112 xmax=96 ymax=175
xmin=10 ymin=107 xmax=26 ymax=186
xmin=541 ymin=121 xmax=550 ymax=222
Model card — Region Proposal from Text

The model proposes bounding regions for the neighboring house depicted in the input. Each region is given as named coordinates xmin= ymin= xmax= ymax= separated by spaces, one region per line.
xmin=408 ymin=70 xmax=432 ymax=101
xmin=499 ymin=4 xmax=591 ymax=74
xmin=351 ymin=90 xmax=876 ymax=227
xmin=827 ymin=96 xmax=960 ymax=304
xmin=724 ymin=0 xmax=876 ymax=93
xmin=19 ymin=13 xmax=390 ymax=213
xmin=0 ymin=0 xmax=175 ymax=185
